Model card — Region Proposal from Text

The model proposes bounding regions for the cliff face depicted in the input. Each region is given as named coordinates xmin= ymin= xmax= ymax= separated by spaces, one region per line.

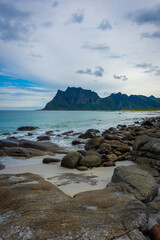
xmin=43 ymin=87 xmax=160 ymax=110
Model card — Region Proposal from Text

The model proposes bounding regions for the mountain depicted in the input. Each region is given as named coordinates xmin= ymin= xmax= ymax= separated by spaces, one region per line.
xmin=43 ymin=87 xmax=160 ymax=110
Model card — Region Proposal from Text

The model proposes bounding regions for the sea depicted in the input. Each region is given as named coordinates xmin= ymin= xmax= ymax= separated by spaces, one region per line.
xmin=0 ymin=110 xmax=160 ymax=150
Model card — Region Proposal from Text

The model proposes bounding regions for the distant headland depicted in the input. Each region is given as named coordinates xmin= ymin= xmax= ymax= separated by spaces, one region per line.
xmin=43 ymin=87 xmax=160 ymax=110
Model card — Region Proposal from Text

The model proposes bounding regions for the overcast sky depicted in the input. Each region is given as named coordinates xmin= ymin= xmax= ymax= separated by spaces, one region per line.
xmin=0 ymin=0 xmax=160 ymax=109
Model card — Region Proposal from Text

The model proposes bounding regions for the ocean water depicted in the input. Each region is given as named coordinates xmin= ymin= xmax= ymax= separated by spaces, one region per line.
xmin=0 ymin=110 xmax=159 ymax=149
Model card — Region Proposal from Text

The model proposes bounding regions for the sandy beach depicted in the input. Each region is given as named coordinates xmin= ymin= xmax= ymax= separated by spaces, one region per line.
xmin=0 ymin=154 xmax=136 ymax=196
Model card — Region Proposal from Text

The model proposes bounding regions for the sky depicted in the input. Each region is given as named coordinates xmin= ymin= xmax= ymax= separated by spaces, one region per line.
xmin=0 ymin=0 xmax=160 ymax=109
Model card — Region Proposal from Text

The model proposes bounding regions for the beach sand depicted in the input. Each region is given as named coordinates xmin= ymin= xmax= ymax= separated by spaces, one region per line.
xmin=0 ymin=155 xmax=136 ymax=197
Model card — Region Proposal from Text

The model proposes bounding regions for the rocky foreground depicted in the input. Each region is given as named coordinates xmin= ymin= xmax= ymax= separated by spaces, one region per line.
xmin=0 ymin=117 xmax=160 ymax=239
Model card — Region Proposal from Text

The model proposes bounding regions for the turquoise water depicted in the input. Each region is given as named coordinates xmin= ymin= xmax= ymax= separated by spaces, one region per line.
xmin=0 ymin=110 xmax=159 ymax=148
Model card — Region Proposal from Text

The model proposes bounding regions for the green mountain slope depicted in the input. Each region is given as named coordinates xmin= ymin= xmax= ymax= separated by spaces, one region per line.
xmin=43 ymin=87 xmax=160 ymax=110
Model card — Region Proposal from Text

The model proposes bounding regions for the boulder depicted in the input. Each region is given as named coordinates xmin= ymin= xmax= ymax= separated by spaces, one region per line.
xmin=28 ymin=132 xmax=33 ymax=136
xmin=77 ymin=166 xmax=88 ymax=171
xmin=19 ymin=139 xmax=60 ymax=152
xmin=37 ymin=135 xmax=50 ymax=141
xmin=105 ymin=153 xmax=117 ymax=161
xmin=78 ymin=129 xmax=100 ymax=139
xmin=62 ymin=130 xmax=74 ymax=136
xmin=85 ymin=136 xmax=105 ymax=150
xmin=43 ymin=158 xmax=60 ymax=164
xmin=79 ymin=155 xmax=101 ymax=167
xmin=96 ymin=143 xmax=111 ymax=154
xmin=0 ymin=173 xmax=149 ymax=240
xmin=103 ymin=161 xmax=116 ymax=167
xmin=17 ymin=126 xmax=39 ymax=131
xmin=3 ymin=147 xmax=55 ymax=158
xmin=112 ymin=165 xmax=158 ymax=203
xmin=0 ymin=139 xmax=18 ymax=149
xmin=85 ymin=150 xmax=102 ymax=158
xmin=149 ymin=223 xmax=160 ymax=240
xmin=61 ymin=151 xmax=82 ymax=168
xmin=72 ymin=140 xmax=81 ymax=145
xmin=0 ymin=163 xmax=5 ymax=170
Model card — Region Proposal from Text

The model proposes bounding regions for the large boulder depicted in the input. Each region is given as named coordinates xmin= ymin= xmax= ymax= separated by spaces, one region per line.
xmin=79 ymin=155 xmax=102 ymax=167
xmin=0 ymin=173 xmax=149 ymax=240
xmin=85 ymin=136 xmax=105 ymax=150
xmin=112 ymin=165 xmax=158 ymax=203
xmin=17 ymin=126 xmax=39 ymax=131
xmin=0 ymin=139 xmax=18 ymax=149
xmin=61 ymin=151 xmax=82 ymax=168
xmin=132 ymin=135 xmax=160 ymax=171
xmin=78 ymin=129 xmax=100 ymax=139
xmin=19 ymin=139 xmax=60 ymax=152
xmin=3 ymin=147 xmax=55 ymax=158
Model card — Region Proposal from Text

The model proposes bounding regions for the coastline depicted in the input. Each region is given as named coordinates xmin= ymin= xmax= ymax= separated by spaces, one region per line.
xmin=0 ymin=114 xmax=160 ymax=239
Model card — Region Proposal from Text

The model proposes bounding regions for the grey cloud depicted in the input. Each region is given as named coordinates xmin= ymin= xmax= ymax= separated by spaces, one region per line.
xmin=82 ymin=43 xmax=110 ymax=51
xmin=135 ymin=63 xmax=160 ymax=75
xmin=76 ymin=66 xmax=104 ymax=77
xmin=0 ymin=2 xmax=33 ymax=42
xmin=68 ymin=9 xmax=85 ymax=24
xmin=98 ymin=19 xmax=112 ymax=30
xmin=30 ymin=52 xmax=43 ymax=58
xmin=113 ymin=74 xmax=128 ymax=81
xmin=141 ymin=31 xmax=160 ymax=39
xmin=108 ymin=55 xmax=122 ymax=59
xmin=41 ymin=21 xmax=53 ymax=28
xmin=128 ymin=5 xmax=160 ymax=26
xmin=52 ymin=1 xmax=59 ymax=7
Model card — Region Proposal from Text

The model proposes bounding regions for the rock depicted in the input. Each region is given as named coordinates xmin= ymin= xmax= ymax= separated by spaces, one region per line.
xmin=85 ymin=136 xmax=105 ymax=150
xmin=106 ymin=153 xmax=117 ymax=161
xmin=77 ymin=166 xmax=88 ymax=171
xmin=28 ymin=132 xmax=33 ymax=136
xmin=96 ymin=143 xmax=111 ymax=154
xmin=0 ymin=139 xmax=18 ymax=149
xmin=142 ymin=120 xmax=154 ymax=127
xmin=3 ymin=147 xmax=55 ymax=158
xmin=137 ymin=164 xmax=160 ymax=178
xmin=72 ymin=140 xmax=81 ymax=145
xmin=102 ymin=132 xmax=121 ymax=141
xmin=103 ymin=161 xmax=116 ymax=167
xmin=62 ymin=130 xmax=74 ymax=135
xmin=17 ymin=126 xmax=39 ymax=131
xmin=61 ymin=151 xmax=82 ymax=168
xmin=19 ymin=139 xmax=61 ymax=152
xmin=0 ymin=150 xmax=7 ymax=156
xmin=79 ymin=155 xmax=101 ymax=167
xmin=78 ymin=129 xmax=100 ymax=139
xmin=85 ymin=150 xmax=102 ymax=158
xmin=77 ymin=150 xmax=86 ymax=156
xmin=112 ymin=165 xmax=158 ymax=203
xmin=7 ymin=136 xmax=17 ymax=140
xmin=2 ymin=132 xmax=10 ymax=136
xmin=0 ymin=163 xmax=5 ymax=170
xmin=45 ymin=130 xmax=54 ymax=135
xmin=37 ymin=135 xmax=50 ymax=141
xmin=0 ymin=173 xmax=149 ymax=240
xmin=149 ymin=223 xmax=160 ymax=240
xmin=43 ymin=158 xmax=60 ymax=163
xmin=133 ymin=134 xmax=150 ymax=150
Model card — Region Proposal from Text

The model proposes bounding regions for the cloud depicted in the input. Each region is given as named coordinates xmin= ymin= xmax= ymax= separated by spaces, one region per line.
xmin=82 ymin=43 xmax=110 ymax=51
xmin=41 ymin=21 xmax=53 ymax=28
xmin=108 ymin=55 xmax=122 ymax=59
xmin=67 ymin=9 xmax=85 ymax=24
xmin=135 ymin=63 xmax=160 ymax=76
xmin=52 ymin=1 xmax=59 ymax=8
xmin=141 ymin=31 xmax=160 ymax=39
xmin=98 ymin=19 xmax=112 ymax=30
xmin=113 ymin=74 xmax=128 ymax=81
xmin=128 ymin=4 xmax=160 ymax=26
xmin=0 ymin=2 xmax=33 ymax=42
xmin=76 ymin=66 xmax=104 ymax=77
